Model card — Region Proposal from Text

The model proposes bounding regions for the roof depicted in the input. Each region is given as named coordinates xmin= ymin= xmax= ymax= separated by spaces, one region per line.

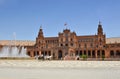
xmin=106 ymin=37 xmax=120 ymax=44
xmin=45 ymin=37 xmax=58 ymax=40
xmin=0 ymin=37 xmax=120 ymax=46
xmin=0 ymin=40 xmax=35 ymax=46
xmin=77 ymin=35 xmax=96 ymax=39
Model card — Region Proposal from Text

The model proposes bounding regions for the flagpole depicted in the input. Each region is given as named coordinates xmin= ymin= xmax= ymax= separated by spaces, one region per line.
xmin=64 ymin=23 xmax=67 ymax=29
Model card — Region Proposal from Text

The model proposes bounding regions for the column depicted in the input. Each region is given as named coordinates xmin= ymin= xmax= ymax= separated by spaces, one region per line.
xmin=39 ymin=51 xmax=41 ymax=55
xmin=105 ymin=50 xmax=109 ymax=58
xmin=82 ymin=50 xmax=84 ymax=55
xmin=31 ymin=51 xmax=34 ymax=57
xmin=78 ymin=50 xmax=80 ymax=56
xmin=114 ymin=50 xmax=116 ymax=57
xmin=95 ymin=50 xmax=98 ymax=58
xmin=47 ymin=51 xmax=49 ymax=56
xmin=90 ymin=50 xmax=92 ymax=58
xmin=86 ymin=50 xmax=88 ymax=58
xmin=100 ymin=50 xmax=102 ymax=58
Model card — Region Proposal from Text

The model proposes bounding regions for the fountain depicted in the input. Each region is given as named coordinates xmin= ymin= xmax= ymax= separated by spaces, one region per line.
xmin=0 ymin=46 xmax=29 ymax=58
xmin=0 ymin=32 xmax=30 ymax=59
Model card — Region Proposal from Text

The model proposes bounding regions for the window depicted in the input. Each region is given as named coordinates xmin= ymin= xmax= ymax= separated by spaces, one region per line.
xmin=61 ymin=44 xmax=63 ymax=46
xmin=85 ymin=44 xmax=87 ymax=48
xmin=71 ymin=43 xmax=73 ymax=46
xmin=65 ymin=44 xmax=68 ymax=46
xmin=96 ymin=45 xmax=98 ymax=48
xmin=88 ymin=50 xmax=91 ymax=56
xmin=90 ymin=43 xmax=93 ymax=48
xmin=103 ymin=45 xmax=106 ymax=48
xmin=84 ymin=50 xmax=86 ymax=55
xmin=45 ymin=40 xmax=47 ymax=43
xmin=80 ymin=51 xmax=82 ymax=56
xmin=66 ymin=38 xmax=68 ymax=42
xmin=99 ymin=38 xmax=102 ymax=42
xmin=110 ymin=50 xmax=114 ymax=56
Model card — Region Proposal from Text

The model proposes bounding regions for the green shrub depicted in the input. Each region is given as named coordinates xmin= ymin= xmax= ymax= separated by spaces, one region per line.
xmin=81 ymin=55 xmax=87 ymax=60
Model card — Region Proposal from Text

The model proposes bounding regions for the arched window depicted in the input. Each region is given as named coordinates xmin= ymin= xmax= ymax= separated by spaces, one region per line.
xmin=65 ymin=43 xmax=68 ymax=46
xmin=80 ymin=51 xmax=82 ymax=56
xmin=97 ymin=50 xmax=100 ymax=57
xmin=71 ymin=38 xmax=73 ymax=41
xmin=84 ymin=50 xmax=86 ymax=55
xmin=88 ymin=50 xmax=91 ymax=57
xmin=61 ymin=44 xmax=63 ymax=46
xmin=71 ymin=43 xmax=73 ymax=46
xmin=58 ymin=50 xmax=62 ymax=60
xmin=102 ymin=50 xmax=105 ymax=56
xmin=110 ymin=50 xmax=114 ymax=57
xmin=92 ymin=50 xmax=95 ymax=58
xmin=75 ymin=51 xmax=79 ymax=56
xmin=90 ymin=43 xmax=93 ymax=48
xmin=27 ymin=51 xmax=31 ymax=56
xmin=116 ymin=50 xmax=120 ymax=57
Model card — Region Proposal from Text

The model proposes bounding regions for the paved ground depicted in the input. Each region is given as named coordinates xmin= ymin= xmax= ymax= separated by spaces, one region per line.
xmin=0 ymin=60 xmax=120 ymax=79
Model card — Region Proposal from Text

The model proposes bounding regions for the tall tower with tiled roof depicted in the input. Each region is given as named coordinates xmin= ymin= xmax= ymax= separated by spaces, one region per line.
xmin=36 ymin=26 xmax=45 ymax=49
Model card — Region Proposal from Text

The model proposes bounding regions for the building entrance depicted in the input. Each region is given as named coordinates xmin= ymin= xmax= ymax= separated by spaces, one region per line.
xmin=58 ymin=50 xmax=62 ymax=59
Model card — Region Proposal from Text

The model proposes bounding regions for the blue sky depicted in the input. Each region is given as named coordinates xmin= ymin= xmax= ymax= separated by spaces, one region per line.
xmin=0 ymin=0 xmax=120 ymax=40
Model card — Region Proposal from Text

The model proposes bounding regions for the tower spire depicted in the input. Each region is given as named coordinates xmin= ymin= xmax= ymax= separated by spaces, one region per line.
xmin=38 ymin=25 xmax=44 ymax=38
xmin=99 ymin=20 xmax=101 ymax=25
xmin=40 ymin=25 xmax=42 ymax=29
xmin=97 ymin=21 xmax=103 ymax=35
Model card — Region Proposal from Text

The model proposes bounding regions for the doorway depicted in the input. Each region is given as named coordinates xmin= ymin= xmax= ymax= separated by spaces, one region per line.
xmin=58 ymin=50 xmax=62 ymax=60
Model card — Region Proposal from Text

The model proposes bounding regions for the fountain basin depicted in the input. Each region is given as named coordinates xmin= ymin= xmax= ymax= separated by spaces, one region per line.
xmin=0 ymin=46 xmax=30 ymax=59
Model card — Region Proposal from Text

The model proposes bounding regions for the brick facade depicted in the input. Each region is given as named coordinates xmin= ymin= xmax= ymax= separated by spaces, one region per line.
xmin=0 ymin=22 xmax=120 ymax=60
xmin=26 ymin=22 xmax=120 ymax=60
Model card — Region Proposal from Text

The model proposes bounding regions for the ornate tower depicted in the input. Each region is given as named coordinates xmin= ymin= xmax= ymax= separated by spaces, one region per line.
xmin=97 ymin=21 xmax=103 ymax=35
xmin=38 ymin=26 xmax=44 ymax=39
xmin=35 ymin=26 xmax=45 ymax=49
xmin=97 ymin=21 xmax=106 ymax=48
